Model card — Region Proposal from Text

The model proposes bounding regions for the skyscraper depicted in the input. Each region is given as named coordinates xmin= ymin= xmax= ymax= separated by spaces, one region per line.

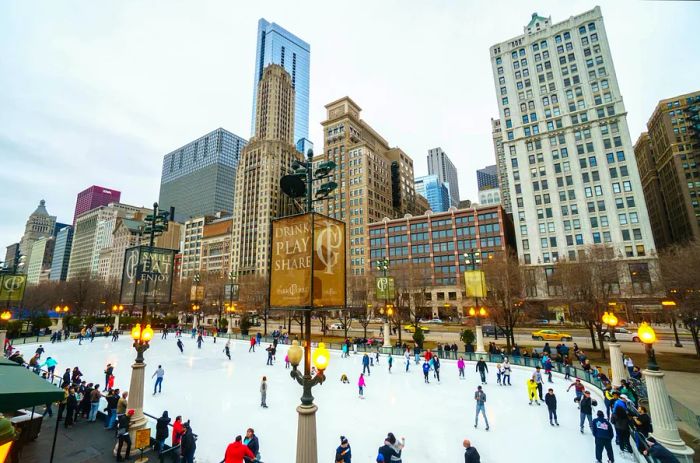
xmin=19 ymin=200 xmax=57 ymax=271
xmin=251 ymin=18 xmax=310 ymax=145
xmin=427 ymin=147 xmax=460 ymax=207
xmin=476 ymin=165 xmax=499 ymax=190
xmin=415 ymin=175 xmax=450 ymax=212
xmin=231 ymin=64 xmax=300 ymax=277
xmin=158 ymin=128 xmax=247 ymax=222
xmin=634 ymin=91 xmax=700 ymax=249
xmin=490 ymin=7 xmax=656 ymax=294
xmin=49 ymin=226 xmax=73 ymax=281
xmin=26 ymin=236 xmax=54 ymax=285
xmin=73 ymin=186 xmax=121 ymax=225
xmin=491 ymin=118 xmax=512 ymax=213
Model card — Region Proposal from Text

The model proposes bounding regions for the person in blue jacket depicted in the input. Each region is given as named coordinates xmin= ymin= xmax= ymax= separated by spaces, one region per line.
xmin=362 ymin=353 xmax=371 ymax=376
xmin=422 ymin=361 xmax=430 ymax=383
xmin=335 ymin=435 xmax=352 ymax=463
xmin=592 ymin=410 xmax=615 ymax=463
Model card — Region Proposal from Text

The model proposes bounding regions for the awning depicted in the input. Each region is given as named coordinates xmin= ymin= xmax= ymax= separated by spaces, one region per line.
xmin=0 ymin=358 xmax=64 ymax=411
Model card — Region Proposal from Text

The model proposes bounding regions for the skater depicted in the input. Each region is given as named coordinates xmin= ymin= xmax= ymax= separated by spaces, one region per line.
xmin=579 ymin=390 xmax=596 ymax=434
xmin=378 ymin=434 xmax=403 ymax=462
xmin=592 ymin=410 xmax=615 ymax=463
xmin=527 ymin=378 xmax=540 ymax=405
xmin=104 ymin=363 xmax=114 ymax=391
xmin=502 ymin=358 xmax=512 ymax=385
xmin=341 ymin=343 xmax=348 ymax=358
xmin=35 ymin=344 xmax=45 ymax=358
xmin=544 ymin=356 xmax=553 ymax=383
xmin=340 ymin=373 xmax=349 ymax=383
xmin=266 ymin=344 xmax=274 ymax=365
xmin=335 ymin=435 xmax=352 ymax=463
xmin=107 ymin=373 xmax=115 ymax=390
xmin=212 ymin=328 xmax=217 ymax=343
xmin=197 ymin=333 xmax=203 ymax=349
xmin=567 ymin=378 xmax=585 ymax=404
xmin=457 ymin=357 xmax=465 ymax=379
xmin=362 ymin=353 xmax=371 ymax=375
xmin=375 ymin=350 xmax=380 ymax=365
xmin=433 ymin=355 xmax=441 ymax=382
xmin=223 ymin=435 xmax=255 ymax=463
xmin=116 ymin=409 xmax=134 ymax=461
xmin=285 ymin=353 xmax=290 ymax=368
xmin=532 ymin=366 xmax=544 ymax=400
xmin=224 ymin=341 xmax=231 ymax=360
xmin=422 ymin=360 xmax=430 ymax=383
xmin=463 ymin=439 xmax=481 ymax=463
xmin=496 ymin=364 xmax=502 ymax=385
xmin=112 ymin=329 xmax=119 ymax=342
xmin=404 ymin=350 xmax=410 ymax=372
xmin=358 ymin=373 xmax=366 ymax=398
xmin=41 ymin=356 xmax=57 ymax=380
xmin=473 ymin=385 xmax=489 ymax=430
xmin=413 ymin=344 xmax=420 ymax=364
xmin=475 ymin=357 xmax=488 ymax=384
xmin=161 ymin=327 xmax=168 ymax=339
xmin=260 ymin=376 xmax=268 ymax=408
xmin=256 ymin=332 xmax=262 ymax=345
xmin=545 ymin=388 xmax=559 ymax=425
xmin=152 ymin=365 xmax=165 ymax=394
xmin=248 ymin=336 xmax=256 ymax=352
xmin=387 ymin=354 xmax=393 ymax=373
xmin=177 ymin=338 xmax=184 ymax=353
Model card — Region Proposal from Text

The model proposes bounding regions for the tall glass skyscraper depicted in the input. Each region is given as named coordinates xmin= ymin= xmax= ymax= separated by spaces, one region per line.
xmin=251 ymin=18 xmax=310 ymax=145
xmin=415 ymin=175 xmax=450 ymax=213
xmin=50 ymin=225 xmax=73 ymax=281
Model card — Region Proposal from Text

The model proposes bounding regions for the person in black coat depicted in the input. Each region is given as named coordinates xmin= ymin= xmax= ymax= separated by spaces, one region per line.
xmin=61 ymin=368 xmax=71 ymax=388
xmin=155 ymin=411 xmax=171 ymax=454
xmin=180 ymin=422 xmax=197 ymax=463
xmin=463 ymin=439 xmax=480 ymax=463
xmin=612 ymin=405 xmax=633 ymax=454
xmin=544 ymin=388 xmax=559 ymax=426
xmin=244 ymin=428 xmax=259 ymax=462
xmin=644 ymin=437 xmax=681 ymax=463
xmin=64 ymin=388 xmax=77 ymax=428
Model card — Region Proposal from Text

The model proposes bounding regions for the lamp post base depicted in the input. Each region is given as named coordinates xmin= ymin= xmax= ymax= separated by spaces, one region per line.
xmin=475 ymin=325 xmax=485 ymax=354
xmin=0 ymin=330 xmax=6 ymax=353
xmin=382 ymin=322 xmax=391 ymax=348
xmin=114 ymin=315 xmax=120 ymax=333
xmin=295 ymin=403 xmax=318 ymax=463
xmin=126 ymin=360 xmax=148 ymax=440
xmin=607 ymin=342 xmax=627 ymax=386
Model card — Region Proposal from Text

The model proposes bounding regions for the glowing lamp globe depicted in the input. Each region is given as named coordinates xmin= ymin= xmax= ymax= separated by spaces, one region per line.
xmin=54 ymin=305 xmax=62 ymax=313
xmin=131 ymin=323 xmax=142 ymax=341
xmin=142 ymin=324 xmax=154 ymax=342
xmin=602 ymin=312 xmax=610 ymax=325
xmin=387 ymin=307 xmax=394 ymax=316
xmin=313 ymin=342 xmax=330 ymax=371
xmin=638 ymin=322 xmax=656 ymax=344
xmin=608 ymin=313 xmax=618 ymax=327
xmin=468 ymin=307 xmax=476 ymax=317
xmin=288 ymin=340 xmax=303 ymax=367
xmin=0 ymin=311 xmax=11 ymax=321
xmin=479 ymin=307 xmax=487 ymax=317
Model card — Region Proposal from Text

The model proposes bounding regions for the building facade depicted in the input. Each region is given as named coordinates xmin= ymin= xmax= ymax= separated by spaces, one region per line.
xmin=634 ymin=91 xmax=700 ymax=249
xmin=26 ymin=236 xmax=54 ymax=284
xmin=49 ymin=226 xmax=72 ymax=281
xmin=492 ymin=118 xmax=512 ymax=213
xmin=73 ymin=185 xmax=121 ymax=225
xmin=159 ymin=128 xmax=247 ymax=222
xmin=106 ymin=218 xmax=143 ymax=282
xmin=476 ymin=165 xmax=499 ymax=190
xmin=200 ymin=217 xmax=233 ymax=275
xmin=3 ymin=243 xmax=20 ymax=272
xmin=19 ymin=200 xmax=57 ymax=270
xmin=415 ymin=175 xmax=450 ymax=212
xmin=181 ymin=216 xmax=208 ymax=280
xmin=427 ymin=147 xmax=460 ymax=207
xmin=231 ymin=64 xmax=300 ymax=277
xmin=478 ymin=188 xmax=502 ymax=206
xmin=252 ymin=18 xmax=310 ymax=145
xmin=314 ymin=97 xmax=425 ymax=276
xmin=368 ymin=205 xmax=514 ymax=317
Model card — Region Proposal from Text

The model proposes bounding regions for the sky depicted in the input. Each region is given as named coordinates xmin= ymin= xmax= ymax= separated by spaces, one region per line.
xmin=1 ymin=0 xmax=699 ymax=251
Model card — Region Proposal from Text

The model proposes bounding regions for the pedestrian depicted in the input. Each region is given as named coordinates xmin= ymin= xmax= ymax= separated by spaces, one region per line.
xmin=378 ymin=434 xmax=403 ymax=462
xmin=223 ymin=435 xmax=255 ymax=463
xmin=474 ymin=385 xmax=489 ymax=430
xmin=103 ymin=364 xmax=114 ymax=391
xmin=579 ymin=390 xmax=596 ymax=434
xmin=387 ymin=354 xmax=393 ymax=373
xmin=61 ymin=368 xmax=71 ymax=388
xmin=335 ymin=435 xmax=352 ymax=463
xmin=224 ymin=341 xmax=231 ymax=360
xmin=266 ymin=344 xmax=274 ymax=365
xmin=117 ymin=391 xmax=128 ymax=416
xmin=152 ymin=365 xmax=165 ymax=394
xmin=197 ymin=334 xmax=203 ymax=349
xmin=457 ymin=357 xmax=466 ymax=379
xmin=362 ymin=353 xmax=370 ymax=375
xmin=623 ymin=355 xmax=634 ymax=377
xmin=172 ymin=415 xmax=184 ymax=447
xmin=545 ymin=388 xmax=559 ymax=426
xmin=260 ymin=376 xmax=268 ymax=408
xmin=358 ymin=373 xmax=366 ymax=399
xmin=155 ymin=411 xmax=170 ymax=454
xmin=249 ymin=336 xmax=256 ymax=352
xmin=463 ymin=439 xmax=481 ymax=463
xmin=643 ymin=437 xmax=681 ymax=463
xmin=502 ymin=358 xmax=512 ymax=385
xmin=177 ymin=338 xmax=184 ymax=353
xmin=243 ymin=427 xmax=259 ymax=462
xmin=527 ymin=378 xmax=540 ymax=405
xmin=532 ymin=366 xmax=544 ymax=400
xmin=89 ymin=385 xmax=102 ymax=421
xmin=612 ymin=403 xmax=633 ymax=454
xmin=104 ymin=389 xmax=119 ymax=430
xmin=116 ymin=409 xmax=134 ymax=461
xmin=181 ymin=421 xmax=197 ymax=463
xmin=422 ymin=360 xmax=430 ymax=383
xmin=433 ymin=355 xmax=441 ymax=382
xmin=592 ymin=410 xmax=615 ymax=463
xmin=633 ymin=405 xmax=653 ymax=439
xmin=476 ymin=357 xmax=488 ymax=385
xmin=65 ymin=388 xmax=77 ymax=427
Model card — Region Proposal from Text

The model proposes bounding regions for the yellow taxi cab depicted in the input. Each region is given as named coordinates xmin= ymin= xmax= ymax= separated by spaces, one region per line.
xmin=531 ymin=329 xmax=573 ymax=341
xmin=403 ymin=324 xmax=431 ymax=334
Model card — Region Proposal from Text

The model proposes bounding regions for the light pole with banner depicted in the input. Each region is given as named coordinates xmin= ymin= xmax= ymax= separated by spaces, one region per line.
xmin=375 ymin=257 xmax=393 ymax=349
xmin=463 ymin=249 xmax=486 ymax=354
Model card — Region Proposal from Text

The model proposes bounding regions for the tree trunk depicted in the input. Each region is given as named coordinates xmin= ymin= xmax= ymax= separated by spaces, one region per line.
xmin=263 ymin=308 xmax=268 ymax=336
xmin=597 ymin=330 xmax=607 ymax=360
xmin=691 ymin=326 xmax=700 ymax=358
xmin=587 ymin=323 xmax=598 ymax=351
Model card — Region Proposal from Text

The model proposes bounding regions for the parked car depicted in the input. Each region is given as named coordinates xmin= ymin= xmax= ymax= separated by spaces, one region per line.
xmin=604 ymin=327 xmax=640 ymax=342
xmin=403 ymin=324 xmax=431 ymax=334
xmin=482 ymin=325 xmax=506 ymax=337
xmin=531 ymin=329 xmax=573 ymax=341
xmin=329 ymin=323 xmax=344 ymax=330
xmin=426 ymin=318 xmax=444 ymax=324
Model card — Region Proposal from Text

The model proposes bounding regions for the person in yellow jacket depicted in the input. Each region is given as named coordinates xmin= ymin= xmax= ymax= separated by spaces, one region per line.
xmin=527 ymin=378 xmax=540 ymax=405
xmin=603 ymin=384 xmax=615 ymax=419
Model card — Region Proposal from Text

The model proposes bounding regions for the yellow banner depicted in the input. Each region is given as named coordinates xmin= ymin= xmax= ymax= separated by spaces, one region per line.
xmin=464 ymin=270 xmax=486 ymax=298
xmin=270 ymin=214 xmax=313 ymax=307
xmin=135 ymin=428 xmax=151 ymax=450
xmin=312 ymin=215 xmax=345 ymax=307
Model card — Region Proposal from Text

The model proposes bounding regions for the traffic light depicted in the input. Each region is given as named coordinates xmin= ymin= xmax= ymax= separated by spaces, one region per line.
xmin=314 ymin=161 xmax=336 ymax=178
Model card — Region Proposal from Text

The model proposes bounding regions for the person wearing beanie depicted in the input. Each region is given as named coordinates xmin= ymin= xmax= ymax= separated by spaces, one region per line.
xmin=116 ymin=409 xmax=134 ymax=461
xmin=591 ymin=409 xmax=615 ymax=463
xmin=335 ymin=435 xmax=352 ymax=462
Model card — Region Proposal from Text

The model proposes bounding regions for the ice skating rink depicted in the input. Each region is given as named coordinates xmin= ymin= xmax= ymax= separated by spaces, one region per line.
xmin=22 ymin=336 xmax=622 ymax=462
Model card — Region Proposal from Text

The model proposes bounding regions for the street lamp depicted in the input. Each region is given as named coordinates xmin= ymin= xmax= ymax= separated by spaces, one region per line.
xmin=0 ymin=311 xmax=10 ymax=321
xmin=288 ymin=340 xmax=329 ymax=462
xmin=125 ymin=323 xmax=154 ymax=437
xmin=463 ymin=249 xmax=487 ymax=353
xmin=225 ymin=303 xmax=236 ymax=335
xmin=54 ymin=305 xmax=69 ymax=333
xmin=468 ymin=306 xmax=488 ymax=354
xmin=0 ymin=311 xmax=10 ymax=356
xmin=112 ymin=304 xmax=125 ymax=332
xmin=602 ymin=311 xmax=618 ymax=342
xmin=191 ymin=304 xmax=200 ymax=330
xmin=375 ymin=258 xmax=391 ymax=349
xmin=602 ymin=311 xmax=627 ymax=385
xmin=639 ymin=322 xmax=658 ymax=371
xmin=661 ymin=299 xmax=683 ymax=348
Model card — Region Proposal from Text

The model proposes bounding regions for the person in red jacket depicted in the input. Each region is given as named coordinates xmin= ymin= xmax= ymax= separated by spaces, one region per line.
xmin=223 ymin=435 xmax=255 ymax=463
xmin=172 ymin=415 xmax=184 ymax=447
xmin=248 ymin=337 xmax=256 ymax=353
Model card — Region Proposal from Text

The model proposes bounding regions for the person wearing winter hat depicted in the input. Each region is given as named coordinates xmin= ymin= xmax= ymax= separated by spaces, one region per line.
xmin=335 ymin=435 xmax=352 ymax=462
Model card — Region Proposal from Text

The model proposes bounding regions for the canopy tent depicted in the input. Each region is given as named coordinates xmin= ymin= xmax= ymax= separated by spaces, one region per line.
xmin=0 ymin=358 xmax=64 ymax=411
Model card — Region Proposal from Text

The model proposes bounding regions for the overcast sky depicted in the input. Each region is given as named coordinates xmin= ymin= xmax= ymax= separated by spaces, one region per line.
xmin=1 ymin=0 xmax=698 ymax=250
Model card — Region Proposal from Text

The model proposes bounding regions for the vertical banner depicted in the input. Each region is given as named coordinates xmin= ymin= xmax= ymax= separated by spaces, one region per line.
xmin=224 ymin=283 xmax=239 ymax=301
xmin=0 ymin=274 xmax=27 ymax=302
xmin=269 ymin=214 xmax=313 ymax=307
xmin=375 ymin=277 xmax=395 ymax=300
xmin=119 ymin=246 xmax=176 ymax=305
xmin=464 ymin=270 xmax=486 ymax=298
xmin=312 ymin=214 xmax=346 ymax=308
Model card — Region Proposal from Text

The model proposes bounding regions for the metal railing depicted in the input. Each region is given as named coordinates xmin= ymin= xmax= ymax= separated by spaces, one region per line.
xmin=670 ymin=396 xmax=700 ymax=435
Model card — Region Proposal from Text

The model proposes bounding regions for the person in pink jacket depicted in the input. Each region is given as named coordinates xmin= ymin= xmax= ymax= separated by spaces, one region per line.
xmin=457 ymin=357 xmax=466 ymax=379
xmin=358 ymin=373 xmax=366 ymax=399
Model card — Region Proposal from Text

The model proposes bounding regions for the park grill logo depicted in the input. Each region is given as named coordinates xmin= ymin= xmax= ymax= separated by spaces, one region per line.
xmin=0 ymin=274 xmax=27 ymax=302
xmin=119 ymin=245 xmax=176 ymax=305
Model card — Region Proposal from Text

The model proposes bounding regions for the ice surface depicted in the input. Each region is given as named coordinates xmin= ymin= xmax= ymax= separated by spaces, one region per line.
xmin=21 ymin=335 xmax=622 ymax=462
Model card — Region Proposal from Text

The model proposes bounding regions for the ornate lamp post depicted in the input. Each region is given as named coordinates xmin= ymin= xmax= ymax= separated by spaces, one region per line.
xmin=602 ymin=311 xmax=626 ymax=385
xmin=191 ymin=304 xmax=200 ymax=330
xmin=375 ymin=258 xmax=391 ymax=348
xmin=126 ymin=323 xmax=154 ymax=436
xmin=638 ymin=322 xmax=695 ymax=462
xmin=288 ymin=340 xmax=330 ymax=463
xmin=54 ymin=305 xmax=69 ymax=333
xmin=468 ymin=306 xmax=488 ymax=354
xmin=0 ymin=310 xmax=11 ymax=352
xmin=112 ymin=304 xmax=125 ymax=332
xmin=224 ymin=303 xmax=236 ymax=335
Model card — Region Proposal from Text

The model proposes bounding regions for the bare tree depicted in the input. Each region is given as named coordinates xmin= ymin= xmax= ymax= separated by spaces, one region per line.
xmin=660 ymin=241 xmax=700 ymax=357
xmin=238 ymin=274 xmax=270 ymax=334
xmin=343 ymin=275 xmax=369 ymax=339
xmin=393 ymin=261 xmax=432 ymax=331
xmin=481 ymin=250 xmax=526 ymax=350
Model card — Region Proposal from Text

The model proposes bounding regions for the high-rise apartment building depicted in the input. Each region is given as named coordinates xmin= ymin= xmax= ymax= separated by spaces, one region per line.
xmin=490 ymin=7 xmax=656 ymax=300
xmin=427 ymin=147 xmax=460 ymax=207
xmin=181 ymin=215 xmax=211 ymax=279
xmin=49 ymin=226 xmax=72 ymax=281
xmin=159 ymin=128 xmax=247 ymax=222
xmin=492 ymin=118 xmax=512 ymax=213
xmin=19 ymin=200 xmax=57 ymax=270
xmin=3 ymin=243 xmax=20 ymax=272
xmin=73 ymin=186 xmax=121 ymax=225
xmin=315 ymin=97 xmax=424 ymax=276
xmin=476 ymin=165 xmax=499 ymax=190
xmin=414 ymin=175 xmax=450 ymax=212
xmin=200 ymin=217 xmax=233 ymax=275
xmin=252 ymin=18 xmax=310 ymax=145
xmin=26 ymin=236 xmax=54 ymax=284
xmin=634 ymin=91 xmax=700 ymax=249
xmin=231 ymin=64 xmax=300 ymax=277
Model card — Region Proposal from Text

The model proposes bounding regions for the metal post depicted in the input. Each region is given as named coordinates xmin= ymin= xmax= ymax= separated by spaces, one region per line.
xmin=670 ymin=311 xmax=683 ymax=348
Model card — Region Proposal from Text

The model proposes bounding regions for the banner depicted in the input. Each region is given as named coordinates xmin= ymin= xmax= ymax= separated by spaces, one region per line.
xmin=119 ymin=246 xmax=176 ymax=305
xmin=269 ymin=213 xmax=345 ymax=309
xmin=464 ymin=270 xmax=486 ymax=298
xmin=190 ymin=285 xmax=204 ymax=302
xmin=375 ymin=277 xmax=395 ymax=300
xmin=224 ymin=283 xmax=239 ymax=301
xmin=0 ymin=274 xmax=27 ymax=302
